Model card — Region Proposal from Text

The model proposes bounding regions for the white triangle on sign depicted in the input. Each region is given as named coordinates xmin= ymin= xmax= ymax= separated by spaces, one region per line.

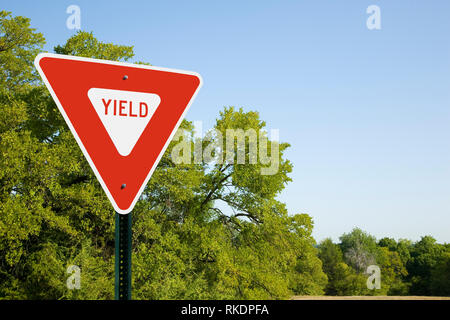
xmin=87 ymin=88 xmax=161 ymax=156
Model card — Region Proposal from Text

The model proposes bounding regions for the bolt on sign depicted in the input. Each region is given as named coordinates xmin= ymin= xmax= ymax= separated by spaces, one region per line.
xmin=34 ymin=53 xmax=203 ymax=214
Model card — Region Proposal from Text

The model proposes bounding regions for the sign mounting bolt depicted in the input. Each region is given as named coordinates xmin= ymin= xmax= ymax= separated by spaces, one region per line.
xmin=121 ymin=184 xmax=126 ymax=189
xmin=123 ymin=75 xmax=128 ymax=80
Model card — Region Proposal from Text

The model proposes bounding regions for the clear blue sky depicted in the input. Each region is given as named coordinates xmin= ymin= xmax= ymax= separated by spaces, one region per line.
xmin=4 ymin=0 xmax=450 ymax=243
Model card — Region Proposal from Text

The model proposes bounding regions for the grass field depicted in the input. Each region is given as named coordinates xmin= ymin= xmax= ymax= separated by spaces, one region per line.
xmin=291 ymin=296 xmax=450 ymax=300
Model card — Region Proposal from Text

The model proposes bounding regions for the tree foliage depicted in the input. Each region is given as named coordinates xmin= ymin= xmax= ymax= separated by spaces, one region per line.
xmin=0 ymin=11 xmax=448 ymax=300
xmin=0 ymin=12 xmax=326 ymax=299
xmin=318 ymin=229 xmax=449 ymax=296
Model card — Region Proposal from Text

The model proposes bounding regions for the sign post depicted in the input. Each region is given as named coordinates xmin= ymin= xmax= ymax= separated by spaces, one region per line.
xmin=115 ymin=212 xmax=132 ymax=300
xmin=35 ymin=53 xmax=202 ymax=299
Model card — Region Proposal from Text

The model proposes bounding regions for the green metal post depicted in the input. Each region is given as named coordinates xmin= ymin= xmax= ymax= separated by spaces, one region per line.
xmin=115 ymin=212 xmax=132 ymax=300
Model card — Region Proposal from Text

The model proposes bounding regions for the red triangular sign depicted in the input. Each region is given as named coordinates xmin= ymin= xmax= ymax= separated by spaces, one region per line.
xmin=35 ymin=53 xmax=202 ymax=214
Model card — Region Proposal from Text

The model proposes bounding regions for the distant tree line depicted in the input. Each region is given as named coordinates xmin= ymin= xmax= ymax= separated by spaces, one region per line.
xmin=318 ymin=228 xmax=450 ymax=296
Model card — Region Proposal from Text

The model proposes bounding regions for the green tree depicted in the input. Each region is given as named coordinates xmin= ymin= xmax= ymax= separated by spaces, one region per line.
xmin=378 ymin=237 xmax=397 ymax=251
xmin=430 ymin=250 xmax=450 ymax=296
xmin=407 ymin=236 xmax=445 ymax=295
xmin=339 ymin=228 xmax=377 ymax=273
xmin=132 ymin=106 xmax=327 ymax=299
xmin=0 ymin=12 xmax=327 ymax=299
xmin=318 ymin=238 xmax=343 ymax=295
xmin=320 ymin=229 xmax=411 ymax=296
xmin=395 ymin=239 xmax=413 ymax=266
xmin=376 ymin=247 xmax=409 ymax=295
xmin=318 ymin=238 xmax=371 ymax=296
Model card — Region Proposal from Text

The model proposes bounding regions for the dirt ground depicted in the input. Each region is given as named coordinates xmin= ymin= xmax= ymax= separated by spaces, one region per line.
xmin=291 ymin=296 xmax=450 ymax=300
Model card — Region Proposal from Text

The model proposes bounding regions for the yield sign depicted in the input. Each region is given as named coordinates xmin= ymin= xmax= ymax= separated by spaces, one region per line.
xmin=34 ymin=53 xmax=202 ymax=214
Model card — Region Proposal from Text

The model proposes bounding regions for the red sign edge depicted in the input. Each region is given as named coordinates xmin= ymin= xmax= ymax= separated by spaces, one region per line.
xmin=34 ymin=52 xmax=203 ymax=215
